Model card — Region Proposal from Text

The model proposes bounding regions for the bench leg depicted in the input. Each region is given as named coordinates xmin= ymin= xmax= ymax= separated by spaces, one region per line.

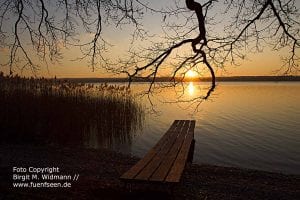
xmin=188 ymin=139 xmax=195 ymax=163
xmin=122 ymin=181 xmax=132 ymax=193
xmin=168 ymin=184 xmax=176 ymax=199
xmin=127 ymin=182 xmax=132 ymax=192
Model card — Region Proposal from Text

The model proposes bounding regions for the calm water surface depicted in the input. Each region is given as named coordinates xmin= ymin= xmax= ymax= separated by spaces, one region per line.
xmin=113 ymin=82 xmax=300 ymax=175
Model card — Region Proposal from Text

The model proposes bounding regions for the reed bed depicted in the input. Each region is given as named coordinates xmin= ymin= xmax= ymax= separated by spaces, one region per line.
xmin=0 ymin=72 xmax=144 ymax=148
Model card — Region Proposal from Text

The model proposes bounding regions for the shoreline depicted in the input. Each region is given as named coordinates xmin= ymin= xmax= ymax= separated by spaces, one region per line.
xmin=1 ymin=144 xmax=299 ymax=199
xmin=61 ymin=76 xmax=300 ymax=83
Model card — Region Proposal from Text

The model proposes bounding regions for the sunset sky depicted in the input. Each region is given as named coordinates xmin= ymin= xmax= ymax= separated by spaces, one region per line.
xmin=0 ymin=0 xmax=299 ymax=78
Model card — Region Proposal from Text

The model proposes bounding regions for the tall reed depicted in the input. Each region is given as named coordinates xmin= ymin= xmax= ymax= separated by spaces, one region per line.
xmin=0 ymin=72 xmax=144 ymax=148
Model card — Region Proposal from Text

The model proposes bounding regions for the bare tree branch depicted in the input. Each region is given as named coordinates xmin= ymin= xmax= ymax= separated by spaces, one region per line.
xmin=0 ymin=0 xmax=299 ymax=103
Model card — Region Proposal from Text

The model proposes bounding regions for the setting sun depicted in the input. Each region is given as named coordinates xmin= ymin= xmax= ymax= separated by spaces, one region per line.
xmin=186 ymin=70 xmax=198 ymax=78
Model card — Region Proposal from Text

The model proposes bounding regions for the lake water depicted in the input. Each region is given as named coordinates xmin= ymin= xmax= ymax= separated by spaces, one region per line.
xmin=110 ymin=82 xmax=300 ymax=175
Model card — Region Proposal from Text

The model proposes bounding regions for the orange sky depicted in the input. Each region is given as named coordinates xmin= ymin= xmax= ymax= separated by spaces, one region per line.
xmin=2 ymin=43 xmax=282 ymax=78
xmin=0 ymin=0 xmax=298 ymax=78
xmin=27 ymin=45 xmax=290 ymax=78
xmin=1 ymin=39 xmax=288 ymax=78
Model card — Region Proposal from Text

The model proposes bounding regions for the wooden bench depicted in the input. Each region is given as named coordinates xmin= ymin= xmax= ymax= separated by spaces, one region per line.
xmin=120 ymin=120 xmax=196 ymax=185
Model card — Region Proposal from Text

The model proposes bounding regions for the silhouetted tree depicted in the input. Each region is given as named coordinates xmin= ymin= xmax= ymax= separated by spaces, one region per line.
xmin=0 ymin=0 xmax=299 ymax=99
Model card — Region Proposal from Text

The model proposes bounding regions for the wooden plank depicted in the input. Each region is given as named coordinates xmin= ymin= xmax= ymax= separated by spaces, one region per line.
xmin=120 ymin=120 xmax=180 ymax=180
xmin=134 ymin=120 xmax=186 ymax=181
xmin=165 ymin=120 xmax=195 ymax=183
xmin=120 ymin=120 xmax=196 ymax=183
xmin=120 ymin=120 xmax=181 ymax=180
xmin=165 ymin=133 xmax=193 ymax=183
xmin=149 ymin=120 xmax=191 ymax=181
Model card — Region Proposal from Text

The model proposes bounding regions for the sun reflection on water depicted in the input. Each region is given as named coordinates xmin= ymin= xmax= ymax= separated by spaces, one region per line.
xmin=188 ymin=82 xmax=195 ymax=96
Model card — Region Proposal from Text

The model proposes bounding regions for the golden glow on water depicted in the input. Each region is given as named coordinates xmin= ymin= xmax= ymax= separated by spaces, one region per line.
xmin=130 ymin=82 xmax=300 ymax=174
xmin=187 ymin=82 xmax=195 ymax=96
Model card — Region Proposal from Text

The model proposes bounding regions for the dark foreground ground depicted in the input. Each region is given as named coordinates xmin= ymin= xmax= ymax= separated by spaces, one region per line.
xmin=0 ymin=145 xmax=299 ymax=200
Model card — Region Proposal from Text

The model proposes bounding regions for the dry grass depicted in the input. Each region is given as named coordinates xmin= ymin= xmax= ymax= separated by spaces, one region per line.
xmin=0 ymin=73 xmax=144 ymax=147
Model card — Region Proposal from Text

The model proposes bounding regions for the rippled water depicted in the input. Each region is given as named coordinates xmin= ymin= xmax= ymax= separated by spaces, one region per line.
xmin=123 ymin=82 xmax=300 ymax=175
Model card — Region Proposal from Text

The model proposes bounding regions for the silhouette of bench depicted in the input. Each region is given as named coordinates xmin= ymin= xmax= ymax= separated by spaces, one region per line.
xmin=120 ymin=120 xmax=195 ymax=185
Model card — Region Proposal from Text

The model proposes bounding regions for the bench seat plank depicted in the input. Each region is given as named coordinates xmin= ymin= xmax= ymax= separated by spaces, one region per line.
xmin=149 ymin=120 xmax=191 ymax=181
xmin=120 ymin=120 xmax=195 ymax=184
xmin=135 ymin=121 xmax=185 ymax=180
xmin=120 ymin=120 xmax=181 ymax=180
xmin=165 ymin=120 xmax=195 ymax=182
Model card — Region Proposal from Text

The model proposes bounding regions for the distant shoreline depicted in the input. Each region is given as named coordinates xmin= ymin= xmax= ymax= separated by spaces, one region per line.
xmin=61 ymin=76 xmax=300 ymax=83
